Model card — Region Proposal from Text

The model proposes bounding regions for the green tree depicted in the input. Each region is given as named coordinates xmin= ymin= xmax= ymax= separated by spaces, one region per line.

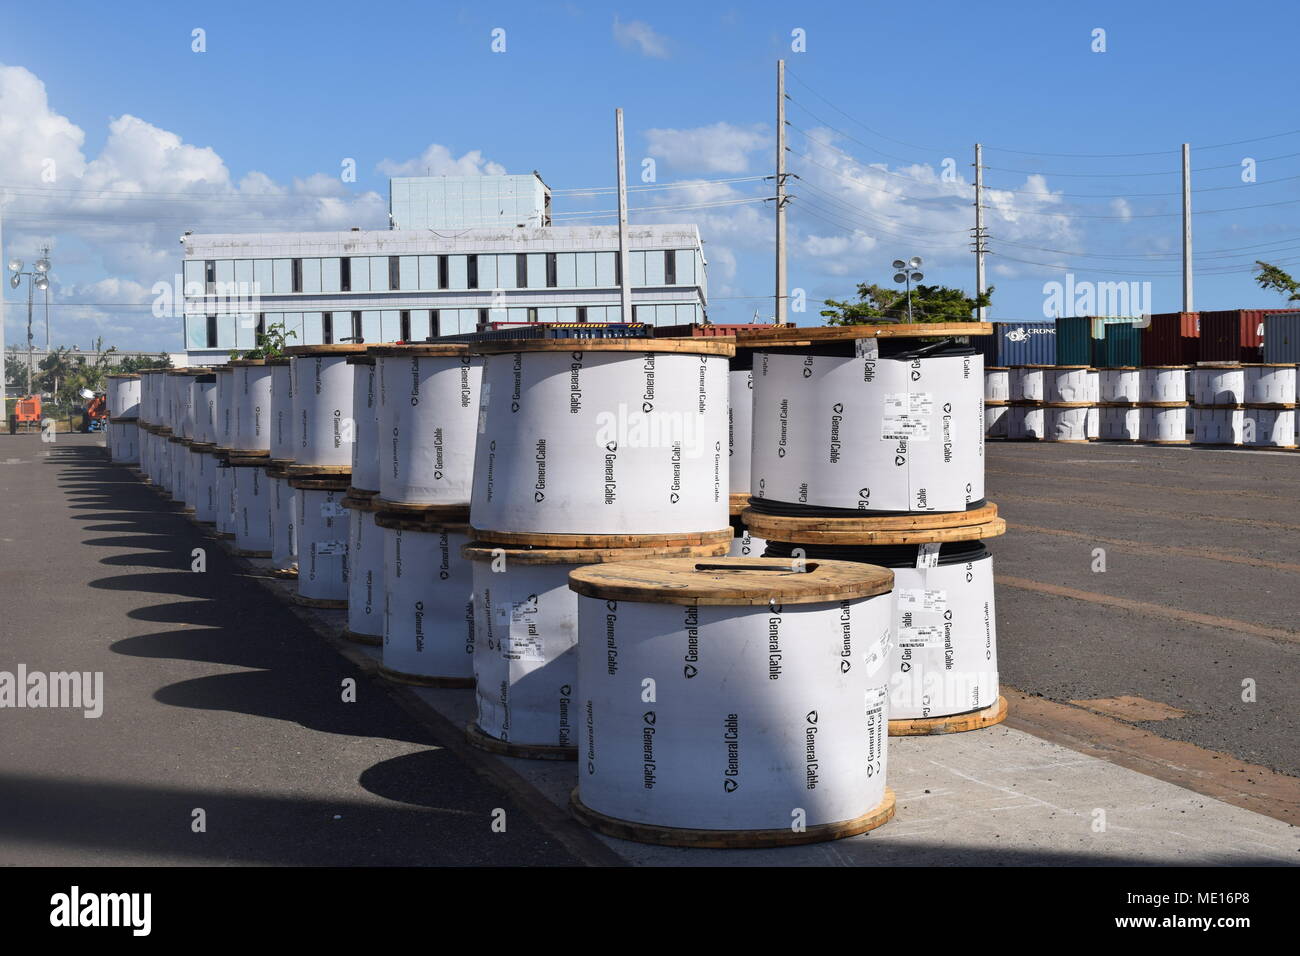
xmin=1254 ymin=261 xmax=1300 ymax=302
xmin=820 ymin=280 xmax=993 ymax=325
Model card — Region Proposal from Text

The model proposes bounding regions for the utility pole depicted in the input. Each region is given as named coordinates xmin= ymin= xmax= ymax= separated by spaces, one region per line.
xmin=1181 ymin=143 xmax=1193 ymax=313
xmin=775 ymin=59 xmax=788 ymax=325
xmin=615 ymin=108 xmax=632 ymax=324
xmin=973 ymin=143 xmax=987 ymax=320
xmin=0 ymin=196 xmax=6 ymax=410
xmin=42 ymin=243 xmax=50 ymax=351
xmin=26 ymin=262 xmax=34 ymax=395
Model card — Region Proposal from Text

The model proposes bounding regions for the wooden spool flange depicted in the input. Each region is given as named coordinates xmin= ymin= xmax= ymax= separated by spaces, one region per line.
xmin=889 ymin=696 xmax=1008 ymax=736
xmin=469 ymin=526 xmax=735 ymax=551
xmin=376 ymin=665 xmax=474 ymax=689
xmin=465 ymin=723 xmax=578 ymax=761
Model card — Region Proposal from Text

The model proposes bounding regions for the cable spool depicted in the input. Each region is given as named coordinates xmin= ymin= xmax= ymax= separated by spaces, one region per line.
xmin=167 ymin=369 xmax=199 ymax=440
xmin=230 ymin=359 xmax=274 ymax=454
xmin=1085 ymin=404 xmax=1100 ymax=440
xmin=984 ymin=367 xmax=1010 ymax=403
xmin=1243 ymin=364 xmax=1297 ymax=406
xmin=285 ymin=344 xmax=365 ymax=472
xmin=370 ymin=344 xmax=480 ymax=508
xmin=1139 ymin=366 xmax=1188 ymax=403
xmin=106 ymin=372 xmax=141 ymax=420
xmin=984 ymin=402 xmax=1009 ymax=439
xmin=183 ymin=445 xmax=215 ymax=524
xmin=1244 ymin=406 xmax=1297 ymax=448
xmin=1043 ymin=404 xmax=1092 ymax=442
xmin=1192 ymin=405 xmax=1245 ymax=446
xmin=374 ymin=510 xmax=475 ymax=686
xmin=265 ymin=464 xmax=298 ymax=576
xmin=213 ymin=451 xmax=237 ymax=538
xmin=742 ymin=506 xmax=1006 ymax=734
xmin=167 ymin=435 xmax=190 ymax=505
xmin=1193 ymin=365 xmax=1245 ymax=406
xmin=1098 ymin=405 xmax=1141 ymax=442
xmin=266 ymin=358 xmax=295 ymax=464
xmin=566 ymin=556 xmax=895 ymax=846
xmin=750 ymin=330 xmax=984 ymax=515
xmin=728 ymin=355 xmax=755 ymax=496
xmin=1098 ymin=367 xmax=1139 ymax=404
xmin=108 ymin=422 xmax=140 ymax=463
xmin=190 ymin=375 xmax=217 ymax=446
xmin=341 ymin=495 xmax=384 ymax=644
xmin=138 ymin=369 xmax=164 ymax=426
xmin=1138 ymin=404 xmax=1189 ymax=443
xmin=1007 ymin=403 xmax=1044 ymax=440
xmin=290 ymin=474 xmax=351 ymax=606
xmin=462 ymin=537 xmax=730 ymax=760
xmin=227 ymin=456 xmax=273 ymax=556
xmin=1010 ymin=364 xmax=1050 ymax=402
xmin=214 ymin=366 xmax=236 ymax=451
xmin=1045 ymin=366 xmax=1091 ymax=404
xmin=727 ymin=513 xmax=767 ymax=558
xmin=346 ymin=354 xmax=381 ymax=496
xmin=470 ymin=339 xmax=732 ymax=546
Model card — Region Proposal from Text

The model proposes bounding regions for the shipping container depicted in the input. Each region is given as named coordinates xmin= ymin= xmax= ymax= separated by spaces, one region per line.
xmin=1141 ymin=312 xmax=1199 ymax=366
xmin=1197 ymin=309 xmax=1300 ymax=363
xmin=1094 ymin=321 xmax=1142 ymax=367
xmin=991 ymin=320 xmax=1056 ymax=366
xmin=1263 ymin=311 xmax=1300 ymax=364
xmin=1055 ymin=316 xmax=1092 ymax=365
xmin=652 ymin=322 xmax=782 ymax=337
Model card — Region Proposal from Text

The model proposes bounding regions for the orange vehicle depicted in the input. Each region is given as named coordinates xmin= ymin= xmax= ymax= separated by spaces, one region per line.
xmin=83 ymin=394 xmax=107 ymax=432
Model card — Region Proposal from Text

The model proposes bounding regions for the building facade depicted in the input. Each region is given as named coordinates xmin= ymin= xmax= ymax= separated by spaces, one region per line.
xmin=389 ymin=173 xmax=551 ymax=230
xmin=179 ymin=223 xmax=707 ymax=361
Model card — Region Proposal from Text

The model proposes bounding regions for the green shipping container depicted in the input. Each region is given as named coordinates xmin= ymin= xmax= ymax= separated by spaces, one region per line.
xmin=1095 ymin=322 xmax=1142 ymax=367
xmin=1054 ymin=316 xmax=1092 ymax=365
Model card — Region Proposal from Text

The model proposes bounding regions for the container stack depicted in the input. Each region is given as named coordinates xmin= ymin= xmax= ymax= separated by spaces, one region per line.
xmin=465 ymin=338 xmax=732 ymax=760
xmin=739 ymin=322 xmax=1007 ymax=738
xmin=283 ymin=344 xmax=363 ymax=607
xmin=105 ymin=372 xmax=141 ymax=464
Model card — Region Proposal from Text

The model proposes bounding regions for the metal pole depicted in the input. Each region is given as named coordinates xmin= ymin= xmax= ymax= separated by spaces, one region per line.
xmin=1181 ymin=143 xmax=1193 ymax=312
xmin=0 ymin=197 xmax=6 ymax=412
xmin=975 ymin=143 xmax=986 ymax=320
xmin=775 ymin=59 xmax=788 ymax=325
xmin=26 ymin=274 xmax=33 ymax=395
xmin=906 ymin=274 xmax=913 ymax=323
xmin=615 ymin=108 xmax=632 ymax=324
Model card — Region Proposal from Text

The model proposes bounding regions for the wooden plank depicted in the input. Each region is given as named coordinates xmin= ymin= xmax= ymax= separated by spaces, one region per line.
xmin=461 ymin=539 xmax=730 ymax=565
xmin=471 ymin=338 xmax=735 ymax=357
xmin=743 ymin=514 xmax=1006 ymax=546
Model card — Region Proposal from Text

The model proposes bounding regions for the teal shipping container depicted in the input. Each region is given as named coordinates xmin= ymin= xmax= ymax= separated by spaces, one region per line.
xmin=1094 ymin=321 xmax=1142 ymax=367
xmin=1054 ymin=316 xmax=1092 ymax=365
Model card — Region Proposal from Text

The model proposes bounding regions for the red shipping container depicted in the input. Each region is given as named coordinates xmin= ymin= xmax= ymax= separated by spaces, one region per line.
xmin=1141 ymin=312 xmax=1199 ymax=365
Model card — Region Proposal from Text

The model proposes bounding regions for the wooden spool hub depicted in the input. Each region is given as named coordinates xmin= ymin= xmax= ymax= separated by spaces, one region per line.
xmin=372 ymin=497 xmax=471 ymax=520
xmin=567 ymin=556 xmax=896 ymax=845
xmin=341 ymin=494 xmax=383 ymax=513
xmin=470 ymin=526 xmax=734 ymax=550
xmin=466 ymin=722 xmax=578 ymax=761
xmin=735 ymin=322 xmax=992 ymax=349
xmin=348 ymin=486 xmax=379 ymax=499
xmin=376 ymin=665 xmax=474 ymax=689
xmin=291 ymin=594 xmax=347 ymax=609
xmin=285 ymin=463 xmax=351 ymax=477
xmin=570 ymin=786 xmax=896 ymax=849
xmin=728 ymin=492 xmax=750 ymax=516
xmin=889 ymin=696 xmax=1008 ymax=736
xmin=741 ymin=502 xmax=1000 ymax=546
xmin=341 ymin=629 xmax=382 ymax=647
xmin=288 ymin=475 xmax=350 ymax=492
xmin=373 ymin=510 xmax=470 ymax=533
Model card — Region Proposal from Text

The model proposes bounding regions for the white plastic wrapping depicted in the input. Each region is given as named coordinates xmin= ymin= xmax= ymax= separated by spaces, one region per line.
xmin=216 ymin=369 xmax=236 ymax=449
xmin=1010 ymin=366 xmax=1045 ymax=402
xmin=1045 ymin=406 xmax=1090 ymax=441
xmin=983 ymin=368 xmax=1010 ymax=403
xmin=984 ymin=404 xmax=1009 ymax=439
xmin=1099 ymin=368 xmax=1140 ymax=404
xmin=233 ymin=364 xmax=274 ymax=453
xmin=1099 ymin=406 xmax=1140 ymax=441
xmin=349 ymin=361 xmax=381 ymax=493
xmin=1244 ymin=365 xmax=1297 ymax=405
xmin=1139 ymin=367 xmax=1186 ymax=403
xmin=346 ymin=506 xmax=384 ymax=637
xmin=296 ymin=484 xmax=349 ymax=602
xmin=107 ymin=375 xmax=140 ymax=419
xmin=1244 ymin=407 xmax=1296 ymax=447
xmin=1007 ymin=405 xmax=1045 ymax=440
xmin=751 ymin=349 xmax=983 ymax=513
xmin=268 ymin=473 xmax=297 ymax=569
xmin=1139 ymin=405 xmax=1187 ymax=443
xmin=269 ymin=362 xmax=295 ymax=461
xmin=1193 ymin=367 xmax=1246 ymax=406
xmin=1046 ymin=367 xmax=1091 ymax=404
xmin=291 ymin=354 xmax=356 ymax=469
xmin=108 ymin=422 xmax=139 ymax=463
xmin=233 ymin=465 xmax=272 ymax=554
xmin=729 ymin=367 xmax=754 ymax=494
xmin=1193 ymin=406 xmax=1244 ymax=444
xmin=382 ymin=526 xmax=474 ymax=679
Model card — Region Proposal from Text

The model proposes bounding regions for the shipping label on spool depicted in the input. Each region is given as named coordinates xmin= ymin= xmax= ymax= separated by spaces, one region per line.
xmin=575 ymin=591 xmax=892 ymax=831
xmin=889 ymin=557 xmax=998 ymax=720
xmin=751 ymin=350 xmax=982 ymax=513
xmin=473 ymin=349 xmax=729 ymax=535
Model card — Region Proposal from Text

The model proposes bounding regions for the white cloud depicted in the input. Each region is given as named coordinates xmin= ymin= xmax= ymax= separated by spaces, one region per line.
xmin=612 ymin=16 xmax=670 ymax=59
xmin=376 ymin=144 xmax=506 ymax=178
xmin=644 ymin=122 xmax=769 ymax=174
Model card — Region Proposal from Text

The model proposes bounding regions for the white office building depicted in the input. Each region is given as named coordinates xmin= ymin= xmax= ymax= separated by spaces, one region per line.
xmin=179 ymin=222 xmax=708 ymax=362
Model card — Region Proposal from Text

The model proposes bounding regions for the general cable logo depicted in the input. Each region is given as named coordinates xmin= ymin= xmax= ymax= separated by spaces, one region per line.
xmin=804 ymin=710 xmax=820 ymax=790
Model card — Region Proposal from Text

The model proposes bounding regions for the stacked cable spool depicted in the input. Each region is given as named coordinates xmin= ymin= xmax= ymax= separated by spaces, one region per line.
xmin=1137 ymin=365 xmax=1190 ymax=444
xmin=134 ymin=369 xmax=163 ymax=486
xmin=1006 ymin=363 xmax=1050 ymax=440
xmin=1242 ymin=363 xmax=1297 ymax=450
xmin=211 ymin=366 xmax=238 ymax=539
xmin=726 ymin=348 xmax=766 ymax=557
xmin=567 ymin=557 xmax=896 ymax=847
xmin=284 ymin=344 xmax=363 ymax=608
xmin=465 ymin=337 xmax=733 ymax=760
xmin=740 ymin=322 xmax=1008 ymax=737
xmin=983 ymin=366 xmax=1010 ymax=439
xmin=264 ymin=357 xmax=298 ymax=577
xmin=1096 ymin=366 xmax=1140 ymax=442
xmin=340 ymin=351 xmax=383 ymax=644
xmin=1191 ymin=364 xmax=1248 ymax=447
xmin=186 ymin=370 xmax=220 ymax=525
xmin=225 ymin=359 xmax=275 ymax=558
xmin=367 ymin=343 xmax=483 ymax=684
xmin=165 ymin=369 xmax=199 ymax=515
xmin=105 ymin=372 xmax=141 ymax=464
xmin=1042 ymin=365 xmax=1095 ymax=443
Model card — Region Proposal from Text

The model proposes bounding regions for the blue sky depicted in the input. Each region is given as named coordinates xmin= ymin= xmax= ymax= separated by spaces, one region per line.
xmin=2 ymin=0 xmax=1299 ymax=351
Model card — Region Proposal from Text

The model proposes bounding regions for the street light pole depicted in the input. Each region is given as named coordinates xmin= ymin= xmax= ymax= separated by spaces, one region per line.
xmin=892 ymin=257 xmax=924 ymax=323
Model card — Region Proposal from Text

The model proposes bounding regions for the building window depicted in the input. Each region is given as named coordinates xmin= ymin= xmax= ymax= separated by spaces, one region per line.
xmin=527 ymin=307 xmax=539 ymax=324
xmin=291 ymin=258 xmax=303 ymax=293
xmin=546 ymin=253 xmax=558 ymax=288
xmin=516 ymin=253 xmax=528 ymax=288
xmin=614 ymin=254 xmax=622 ymax=285
xmin=205 ymin=314 xmax=217 ymax=348
xmin=467 ymin=254 xmax=478 ymax=290
xmin=477 ymin=308 xmax=489 ymax=330
xmin=389 ymin=256 xmax=400 ymax=291
xmin=577 ymin=306 xmax=588 ymax=324
xmin=350 ymin=311 xmax=362 ymax=343
xmin=204 ymin=260 xmax=216 ymax=294
xmin=340 ymin=257 xmax=352 ymax=292
xmin=431 ymin=309 xmax=442 ymax=336
xmin=322 ymin=312 xmax=334 ymax=345
xmin=400 ymin=310 xmax=411 ymax=342
xmin=664 ymin=250 xmax=676 ymax=285
xmin=438 ymin=255 xmax=449 ymax=290
xmin=256 ymin=313 xmax=266 ymax=338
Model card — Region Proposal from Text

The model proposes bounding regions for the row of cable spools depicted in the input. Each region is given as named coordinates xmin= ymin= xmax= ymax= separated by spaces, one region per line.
xmin=984 ymin=363 xmax=1299 ymax=448
xmin=117 ymin=322 xmax=1004 ymax=848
